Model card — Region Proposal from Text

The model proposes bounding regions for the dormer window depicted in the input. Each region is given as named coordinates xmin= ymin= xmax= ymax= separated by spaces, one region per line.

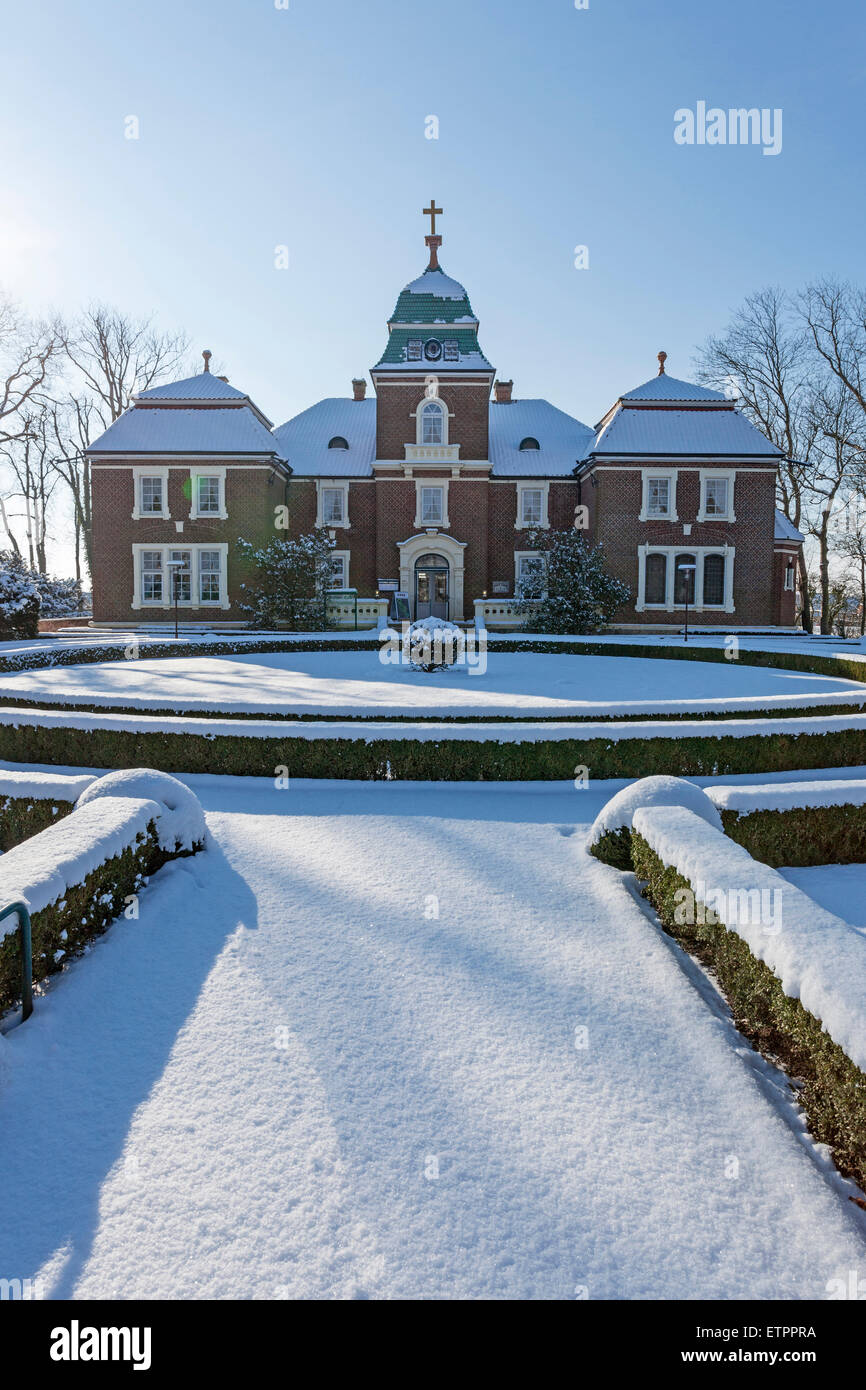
xmin=424 ymin=339 xmax=443 ymax=362
xmin=519 ymin=437 xmax=540 ymax=451
xmin=328 ymin=436 xmax=349 ymax=450
xmin=420 ymin=399 xmax=446 ymax=446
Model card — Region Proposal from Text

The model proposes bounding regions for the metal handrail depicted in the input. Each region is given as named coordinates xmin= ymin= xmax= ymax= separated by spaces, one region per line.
xmin=0 ymin=901 xmax=32 ymax=1023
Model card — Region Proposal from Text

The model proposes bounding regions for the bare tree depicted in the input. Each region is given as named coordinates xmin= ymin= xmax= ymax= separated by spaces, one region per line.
xmin=47 ymin=306 xmax=191 ymax=578
xmin=0 ymin=406 xmax=62 ymax=572
xmin=0 ymin=294 xmax=62 ymax=445
xmin=695 ymin=288 xmax=817 ymax=628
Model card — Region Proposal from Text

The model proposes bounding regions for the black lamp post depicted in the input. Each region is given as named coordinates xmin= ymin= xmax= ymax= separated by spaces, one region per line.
xmin=165 ymin=558 xmax=189 ymax=640
xmin=678 ymin=561 xmax=697 ymax=643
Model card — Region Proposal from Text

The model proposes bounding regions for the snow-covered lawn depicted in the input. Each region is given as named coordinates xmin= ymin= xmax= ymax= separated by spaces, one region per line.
xmin=0 ymin=650 xmax=861 ymax=719
xmin=0 ymin=776 xmax=863 ymax=1299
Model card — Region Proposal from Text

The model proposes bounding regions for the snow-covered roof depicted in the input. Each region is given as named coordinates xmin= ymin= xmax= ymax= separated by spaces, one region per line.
xmin=489 ymin=400 xmax=594 ymax=476
xmin=620 ymin=374 xmax=727 ymax=404
xmin=136 ymin=372 xmax=249 ymax=403
xmin=400 ymin=268 xmax=469 ymax=302
xmin=589 ymin=406 xmax=782 ymax=459
xmin=774 ymin=509 xmax=805 ymax=544
xmin=87 ymin=407 xmax=280 ymax=456
xmin=273 ymin=399 xmax=376 ymax=476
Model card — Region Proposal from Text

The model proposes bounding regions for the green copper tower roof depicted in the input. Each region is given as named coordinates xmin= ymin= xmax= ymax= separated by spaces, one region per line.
xmin=373 ymin=264 xmax=493 ymax=373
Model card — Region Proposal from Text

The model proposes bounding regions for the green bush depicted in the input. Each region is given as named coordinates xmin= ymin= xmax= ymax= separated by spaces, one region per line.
xmin=588 ymin=827 xmax=634 ymax=870
xmin=631 ymin=832 xmax=866 ymax=1189
xmin=720 ymin=803 xmax=866 ymax=868
xmin=0 ymin=718 xmax=866 ymax=780
xmin=0 ymin=795 xmax=74 ymax=852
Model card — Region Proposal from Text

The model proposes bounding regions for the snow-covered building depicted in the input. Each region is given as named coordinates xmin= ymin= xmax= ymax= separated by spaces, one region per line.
xmin=88 ymin=215 xmax=802 ymax=629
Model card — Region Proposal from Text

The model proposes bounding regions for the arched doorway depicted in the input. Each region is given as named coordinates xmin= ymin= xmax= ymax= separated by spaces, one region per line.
xmin=414 ymin=553 xmax=449 ymax=619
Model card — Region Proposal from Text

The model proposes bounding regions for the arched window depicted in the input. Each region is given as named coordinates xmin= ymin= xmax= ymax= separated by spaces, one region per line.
xmin=645 ymin=553 xmax=667 ymax=606
xmin=674 ymin=553 xmax=697 ymax=605
xmin=328 ymin=436 xmax=349 ymax=450
xmin=519 ymin=437 xmax=540 ymax=451
xmin=420 ymin=399 xmax=446 ymax=445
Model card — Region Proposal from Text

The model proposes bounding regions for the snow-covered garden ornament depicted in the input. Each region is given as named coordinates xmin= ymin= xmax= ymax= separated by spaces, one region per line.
xmin=384 ymin=616 xmax=466 ymax=672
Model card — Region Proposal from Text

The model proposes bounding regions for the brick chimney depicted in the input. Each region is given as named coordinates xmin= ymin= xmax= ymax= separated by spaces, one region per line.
xmin=494 ymin=379 xmax=513 ymax=403
xmin=352 ymin=378 xmax=367 ymax=401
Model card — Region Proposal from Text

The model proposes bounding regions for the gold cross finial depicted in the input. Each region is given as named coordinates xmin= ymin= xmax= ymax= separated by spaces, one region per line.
xmin=423 ymin=200 xmax=443 ymax=236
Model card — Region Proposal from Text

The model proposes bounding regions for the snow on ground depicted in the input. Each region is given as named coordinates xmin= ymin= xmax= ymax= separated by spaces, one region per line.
xmin=0 ymin=651 xmax=860 ymax=720
xmin=0 ymin=777 xmax=863 ymax=1300
xmin=778 ymin=864 xmax=866 ymax=935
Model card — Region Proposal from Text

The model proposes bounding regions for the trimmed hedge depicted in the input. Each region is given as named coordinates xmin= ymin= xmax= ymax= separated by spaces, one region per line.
xmin=720 ymin=803 xmax=866 ymax=868
xmin=631 ymin=832 xmax=866 ymax=1190
xmin=1 ymin=718 xmax=866 ymax=780
xmin=0 ymin=794 xmax=74 ymax=852
xmin=0 ymin=821 xmax=177 ymax=1015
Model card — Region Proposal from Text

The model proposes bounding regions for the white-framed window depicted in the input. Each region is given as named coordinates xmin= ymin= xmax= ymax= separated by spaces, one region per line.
xmin=198 ymin=549 xmax=222 ymax=604
xmin=141 ymin=550 xmax=163 ymax=603
xmin=414 ymin=480 xmax=449 ymax=528
xmin=168 ymin=549 xmax=192 ymax=603
xmin=636 ymin=546 xmax=734 ymax=612
xmin=132 ymin=466 xmax=170 ymax=520
xmin=189 ymin=467 xmax=227 ymax=520
xmin=407 ymin=339 xmax=423 ymax=362
xmin=698 ymin=469 xmax=736 ymax=522
xmin=132 ymin=543 xmax=229 ymax=610
xmin=516 ymin=482 xmax=549 ymax=529
xmin=316 ymin=480 xmax=349 ymax=529
xmin=639 ymin=469 xmax=678 ymax=522
xmin=443 ymin=340 xmax=459 ymax=362
xmin=515 ymin=551 xmax=546 ymax=599
xmin=328 ymin=551 xmax=350 ymax=589
xmin=416 ymin=398 xmax=448 ymax=447
xmin=784 ymin=560 xmax=796 ymax=591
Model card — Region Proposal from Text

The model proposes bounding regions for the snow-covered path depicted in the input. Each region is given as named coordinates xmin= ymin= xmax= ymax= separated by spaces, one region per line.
xmin=0 ymin=779 xmax=864 ymax=1300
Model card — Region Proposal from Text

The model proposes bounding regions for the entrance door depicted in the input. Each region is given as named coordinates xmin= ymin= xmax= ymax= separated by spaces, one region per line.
xmin=414 ymin=554 xmax=449 ymax=619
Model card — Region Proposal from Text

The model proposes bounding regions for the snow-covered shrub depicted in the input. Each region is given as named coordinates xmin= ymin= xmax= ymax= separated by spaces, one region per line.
xmin=706 ymin=777 xmax=866 ymax=868
xmin=0 ymin=552 xmax=39 ymax=639
xmin=381 ymin=616 xmax=466 ymax=672
xmin=76 ymin=768 xmax=205 ymax=852
xmin=589 ymin=776 xmax=723 ymax=869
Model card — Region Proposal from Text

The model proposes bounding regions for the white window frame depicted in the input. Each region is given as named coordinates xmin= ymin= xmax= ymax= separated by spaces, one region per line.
xmin=131 ymin=543 xmax=229 ymax=610
xmin=189 ymin=466 xmax=227 ymax=520
xmin=639 ymin=468 xmax=678 ymax=522
xmin=697 ymin=469 xmax=736 ymax=523
xmin=132 ymin=466 xmax=170 ymax=520
xmin=414 ymin=398 xmax=449 ymax=447
xmin=783 ymin=559 xmax=796 ymax=591
xmin=316 ymin=480 xmax=350 ymax=529
xmin=636 ymin=545 xmax=735 ymax=613
xmin=516 ymin=482 xmax=550 ymax=530
xmin=514 ymin=550 xmax=546 ymax=598
xmin=327 ymin=551 xmax=350 ymax=590
xmin=414 ymin=479 xmax=449 ymax=528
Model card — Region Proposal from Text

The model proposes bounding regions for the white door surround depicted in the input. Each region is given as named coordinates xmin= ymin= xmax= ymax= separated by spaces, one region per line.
xmin=397 ymin=531 xmax=467 ymax=621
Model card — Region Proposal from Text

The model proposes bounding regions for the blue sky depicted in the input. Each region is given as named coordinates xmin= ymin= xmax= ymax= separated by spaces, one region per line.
xmin=2 ymin=0 xmax=864 ymax=435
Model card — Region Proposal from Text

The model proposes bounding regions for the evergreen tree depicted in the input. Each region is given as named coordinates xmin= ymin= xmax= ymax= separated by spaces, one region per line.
xmin=514 ymin=528 xmax=630 ymax=634
xmin=236 ymin=530 xmax=336 ymax=629
xmin=0 ymin=551 xmax=40 ymax=639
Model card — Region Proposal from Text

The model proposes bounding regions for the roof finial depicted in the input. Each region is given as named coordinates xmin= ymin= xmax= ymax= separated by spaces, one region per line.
xmin=202 ymin=349 xmax=212 ymax=373
xmin=657 ymin=350 xmax=667 ymax=376
xmin=423 ymin=199 xmax=443 ymax=270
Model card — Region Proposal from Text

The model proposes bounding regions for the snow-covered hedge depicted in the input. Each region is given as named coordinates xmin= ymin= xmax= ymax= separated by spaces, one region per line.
xmin=0 ymin=768 xmax=96 ymax=852
xmin=705 ymin=778 xmax=866 ymax=868
xmin=76 ymin=768 xmax=205 ymax=852
xmin=631 ymin=805 xmax=866 ymax=1187
xmin=588 ymin=776 xmax=722 ymax=869
xmin=0 ymin=775 xmax=205 ymax=1014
